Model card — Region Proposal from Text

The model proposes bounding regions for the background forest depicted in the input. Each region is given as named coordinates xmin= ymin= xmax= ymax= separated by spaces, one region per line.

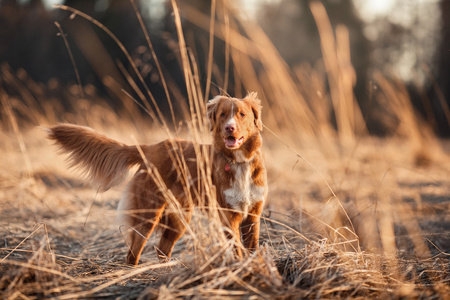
xmin=1 ymin=0 xmax=449 ymax=135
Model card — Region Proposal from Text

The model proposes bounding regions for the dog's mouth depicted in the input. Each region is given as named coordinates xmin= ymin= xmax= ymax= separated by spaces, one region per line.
xmin=224 ymin=136 xmax=244 ymax=149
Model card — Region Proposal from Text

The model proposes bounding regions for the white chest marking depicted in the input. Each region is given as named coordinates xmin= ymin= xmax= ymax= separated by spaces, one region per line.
xmin=223 ymin=163 xmax=265 ymax=218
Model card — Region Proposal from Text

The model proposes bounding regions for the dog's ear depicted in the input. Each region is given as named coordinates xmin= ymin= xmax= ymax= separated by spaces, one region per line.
xmin=206 ymin=95 xmax=223 ymax=131
xmin=244 ymin=92 xmax=263 ymax=131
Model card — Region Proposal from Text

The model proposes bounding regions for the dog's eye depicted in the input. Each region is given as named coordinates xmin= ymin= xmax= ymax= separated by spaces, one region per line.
xmin=220 ymin=113 xmax=225 ymax=118
xmin=240 ymin=112 xmax=245 ymax=117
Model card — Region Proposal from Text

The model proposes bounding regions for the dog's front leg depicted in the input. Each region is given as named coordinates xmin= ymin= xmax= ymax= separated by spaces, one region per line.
xmin=241 ymin=201 xmax=264 ymax=251
xmin=221 ymin=210 xmax=244 ymax=258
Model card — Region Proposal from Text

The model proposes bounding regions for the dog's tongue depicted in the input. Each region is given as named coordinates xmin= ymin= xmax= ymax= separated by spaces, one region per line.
xmin=226 ymin=137 xmax=238 ymax=148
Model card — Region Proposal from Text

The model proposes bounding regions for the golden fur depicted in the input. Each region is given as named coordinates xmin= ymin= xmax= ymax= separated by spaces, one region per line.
xmin=47 ymin=93 xmax=267 ymax=265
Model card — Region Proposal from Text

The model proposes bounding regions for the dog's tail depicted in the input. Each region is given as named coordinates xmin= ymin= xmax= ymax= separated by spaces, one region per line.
xmin=46 ymin=124 xmax=144 ymax=191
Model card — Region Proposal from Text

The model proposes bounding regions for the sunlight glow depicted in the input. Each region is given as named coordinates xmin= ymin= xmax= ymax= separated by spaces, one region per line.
xmin=354 ymin=0 xmax=395 ymax=21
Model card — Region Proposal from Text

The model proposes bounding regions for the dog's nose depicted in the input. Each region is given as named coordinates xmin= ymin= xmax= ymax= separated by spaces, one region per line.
xmin=225 ymin=124 xmax=236 ymax=133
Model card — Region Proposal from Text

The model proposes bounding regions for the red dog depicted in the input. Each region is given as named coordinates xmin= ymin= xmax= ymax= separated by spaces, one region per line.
xmin=47 ymin=93 xmax=267 ymax=265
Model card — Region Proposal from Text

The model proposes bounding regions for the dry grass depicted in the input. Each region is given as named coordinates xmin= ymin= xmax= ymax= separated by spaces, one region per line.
xmin=1 ymin=1 xmax=449 ymax=299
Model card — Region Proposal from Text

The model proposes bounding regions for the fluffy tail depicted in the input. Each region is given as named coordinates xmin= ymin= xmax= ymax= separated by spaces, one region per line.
xmin=46 ymin=124 xmax=143 ymax=191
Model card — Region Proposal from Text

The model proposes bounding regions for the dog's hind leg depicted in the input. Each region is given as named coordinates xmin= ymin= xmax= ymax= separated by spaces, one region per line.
xmin=124 ymin=175 xmax=168 ymax=265
xmin=126 ymin=201 xmax=166 ymax=265
xmin=156 ymin=210 xmax=192 ymax=261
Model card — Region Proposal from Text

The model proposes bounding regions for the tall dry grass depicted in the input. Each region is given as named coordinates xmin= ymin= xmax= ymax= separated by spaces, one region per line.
xmin=1 ymin=0 xmax=449 ymax=299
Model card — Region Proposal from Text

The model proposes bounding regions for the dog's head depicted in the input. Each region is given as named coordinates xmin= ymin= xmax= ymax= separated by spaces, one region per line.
xmin=207 ymin=92 xmax=262 ymax=150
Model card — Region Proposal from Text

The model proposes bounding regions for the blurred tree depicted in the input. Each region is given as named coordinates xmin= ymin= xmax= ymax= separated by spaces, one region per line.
xmin=258 ymin=0 xmax=370 ymax=114
xmin=59 ymin=0 xmax=145 ymax=104
xmin=162 ymin=0 xmax=240 ymax=99
xmin=434 ymin=0 xmax=450 ymax=135
xmin=355 ymin=0 xmax=440 ymax=80
xmin=352 ymin=0 xmax=446 ymax=135
xmin=0 ymin=0 xmax=63 ymax=82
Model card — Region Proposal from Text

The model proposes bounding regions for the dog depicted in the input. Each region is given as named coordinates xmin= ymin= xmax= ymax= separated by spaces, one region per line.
xmin=46 ymin=92 xmax=267 ymax=265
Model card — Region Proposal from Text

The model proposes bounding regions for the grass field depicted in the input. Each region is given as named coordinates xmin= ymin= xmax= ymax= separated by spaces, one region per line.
xmin=1 ymin=1 xmax=450 ymax=299
xmin=1 ymin=100 xmax=449 ymax=299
